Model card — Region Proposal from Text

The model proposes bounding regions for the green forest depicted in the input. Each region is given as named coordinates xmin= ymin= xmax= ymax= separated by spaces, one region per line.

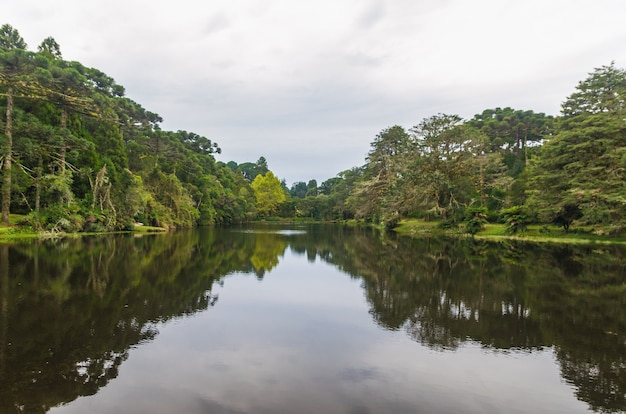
xmin=2 ymin=24 xmax=625 ymax=235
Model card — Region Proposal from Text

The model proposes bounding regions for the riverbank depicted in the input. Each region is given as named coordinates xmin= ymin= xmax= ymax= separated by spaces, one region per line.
xmin=0 ymin=214 xmax=167 ymax=242
xmin=394 ymin=219 xmax=626 ymax=245
xmin=4 ymin=215 xmax=626 ymax=245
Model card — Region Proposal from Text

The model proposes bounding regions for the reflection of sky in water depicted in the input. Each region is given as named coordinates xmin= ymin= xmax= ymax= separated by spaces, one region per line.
xmin=233 ymin=229 xmax=308 ymax=235
xmin=49 ymin=253 xmax=590 ymax=414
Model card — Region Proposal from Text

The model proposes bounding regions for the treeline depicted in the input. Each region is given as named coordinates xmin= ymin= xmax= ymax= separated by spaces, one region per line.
xmin=282 ymin=62 xmax=626 ymax=234
xmin=3 ymin=23 xmax=625 ymax=233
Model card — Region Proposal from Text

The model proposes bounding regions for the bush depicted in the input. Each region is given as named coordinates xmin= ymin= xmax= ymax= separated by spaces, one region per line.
xmin=464 ymin=207 xmax=488 ymax=235
xmin=552 ymin=203 xmax=583 ymax=231
xmin=500 ymin=206 xmax=531 ymax=234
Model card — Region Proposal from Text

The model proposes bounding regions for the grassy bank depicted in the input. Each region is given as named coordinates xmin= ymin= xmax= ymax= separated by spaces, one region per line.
xmin=394 ymin=219 xmax=626 ymax=245
xmin=0 ymin=214 xmax=167 ymax=242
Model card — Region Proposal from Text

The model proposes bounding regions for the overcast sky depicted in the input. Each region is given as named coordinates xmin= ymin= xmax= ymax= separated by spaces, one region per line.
xmin=5 ymin=1 xmax=626 ymax=185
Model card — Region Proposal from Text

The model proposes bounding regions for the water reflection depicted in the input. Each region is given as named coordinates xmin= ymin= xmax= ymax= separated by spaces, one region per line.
xmin=0 ymin=225 xmax=624 ymax=413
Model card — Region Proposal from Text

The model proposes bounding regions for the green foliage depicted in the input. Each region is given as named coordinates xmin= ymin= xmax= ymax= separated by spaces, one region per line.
xmin=562 ymin=61 xmax=626 ymax=116
xmin=290 ymin=181 xmax=307 ymax=198
xmin=464 ymin=207 xmax=488 ymax=235
xmin=235 ymin=156 xmax=269 ymax=181
xmin=552 ymin=203 xmax=583 ymax=231
xmin=467 ymin=107 xmax=553 ymax=177
xmin=500 ymin=205 xmax=532 ymax=234
xmin=251 ymin=171 xmax=286 ymax=217
xmin=0 ymin=25 xmax=261 ymax=229
xmin=0 ymin=24 xmax=27 ymax=50
xmin=526 ymin=64 xmax=626 ymax=227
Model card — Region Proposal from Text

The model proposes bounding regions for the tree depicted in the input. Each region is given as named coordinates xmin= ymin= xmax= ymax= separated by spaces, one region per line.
xmin=319 ymin=177 xmax=340 ymax=195
xmin=552 ymin=203 xmax=583 ymax=231
xmin=562 ymin=62 xmax=626 ymax=117
xmin=255 ymin=156 xmax=269 ymax=175
xmin=0 ymin=24 xmax=26 ymax=51
xmin=290 ymin=181 xmax=307 ymax=198
xmin=350 ymin=125 xmax=409 ymax=223
xmin=526 ymin=63 xmax=626 ymax=227
xmin=37 ymin=37 xmax=62 ymax=60
xmin=305 ymin=179 xmax=318 ymax=197
xmin=406 ymin=115 xmax=486 ymax=221
xmin=0 ymin=25 xmax=33 ymax=224
xmin=238 ymin=157 xmax=269 ymax=182
xmin=250 ymin=171 xmax=285 ymax=217
xmin=468 ymin=107 xmax=553 ymax=174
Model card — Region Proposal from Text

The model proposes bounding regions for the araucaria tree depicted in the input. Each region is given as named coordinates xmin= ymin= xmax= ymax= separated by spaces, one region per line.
xmin=0 ymin=24 xmax=259 ymax=230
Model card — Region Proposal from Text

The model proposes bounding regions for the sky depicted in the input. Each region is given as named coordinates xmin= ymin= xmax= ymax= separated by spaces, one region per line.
xmin=5 ymin=0 xmax=626 ymax=185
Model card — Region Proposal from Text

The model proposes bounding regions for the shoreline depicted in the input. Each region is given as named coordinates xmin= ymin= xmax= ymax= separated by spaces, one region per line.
xmin=3 ymin=219 xmax=626 ymax=246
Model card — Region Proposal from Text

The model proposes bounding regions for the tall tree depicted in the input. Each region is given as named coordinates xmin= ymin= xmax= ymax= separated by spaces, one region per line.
xmin=290 ymin=181 xmax=307 ymax=198
xmin=561 ymin=61 xmax=626 ymax=117
xmin=526 ymin=63 xmax=626 ymax=226
xmin=406 ymin=114 xmax=487 ymax=220
xmin=350 ymin=125 xmax=409 ymax=222
xmin=0 ymin=25 xmax=30 ymax=224
xmin=468 ymin=107 xmax=553 ymax=174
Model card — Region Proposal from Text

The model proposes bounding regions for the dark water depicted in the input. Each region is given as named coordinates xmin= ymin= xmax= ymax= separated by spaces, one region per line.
xmin=0 ymin=224 xmax=624 ymax=414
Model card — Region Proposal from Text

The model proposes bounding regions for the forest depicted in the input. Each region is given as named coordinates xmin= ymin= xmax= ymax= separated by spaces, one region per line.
xmin=1 ymin=24 xmax=625 ymax=234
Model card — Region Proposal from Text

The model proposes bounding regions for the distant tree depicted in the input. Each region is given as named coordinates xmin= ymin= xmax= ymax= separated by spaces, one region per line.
xmin=290 ymin=181 xmax=307 ymax=198
xmin=319 ymin=177 xmax=341 ymax=195
xmin=305 ymin=179 xmax=318 ymax=197
xmin=37 ymin=36 xmax=62 ymax=59
xmin=561 ymin=62 xmax=626 ymax=117
xmin=238 ymin=157 xmax=270 ymax=181
xmin=468 ymin=107 xmax=553 ymax=174
xmin=225 ymin=161 xmax=238 ymax=172
xmin=330 ymin=167 xmax=363 ymax=220
xmin=251 ymin=171 xmax=286 ymax=216
xmin=0 ymin=24 xmax=27 ymax=50
xmin=255 ymin=156 xmax=269 ymax=175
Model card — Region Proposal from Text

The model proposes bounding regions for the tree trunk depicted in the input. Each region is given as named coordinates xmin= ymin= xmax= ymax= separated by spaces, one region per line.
xmin=523 ymin=132 xmax=529 ymax=167
xmin=35 ymin=154 xmax=42 ymax=212
xmin=0 ymin=244 xmax=8 ymax=380
xmin=1 ymin=87 xmax=14 ymax=225
xmin=60 ymin=107 xmax=67 ymax=174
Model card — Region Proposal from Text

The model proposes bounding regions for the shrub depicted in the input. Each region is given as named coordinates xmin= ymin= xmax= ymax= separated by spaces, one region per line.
xmin=464 ymin=207 xmax=488 ymax=235
xmin=500 ymin=206 xmax=531 ymax=234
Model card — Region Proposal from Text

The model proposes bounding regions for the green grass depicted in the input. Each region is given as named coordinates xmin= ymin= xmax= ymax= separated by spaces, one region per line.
xmin=0 ymin=215 xmax=40 ymax=240
xmin=394 ymin=219 xmax=445 ymax=235
xmin=132 ymin=225 xmax=167 ymax=233
xmin=394 ymin=219 xmax=626 ymax=245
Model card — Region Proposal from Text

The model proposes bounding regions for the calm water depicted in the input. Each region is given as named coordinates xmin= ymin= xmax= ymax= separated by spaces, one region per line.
xmin=0 ymin=224 xmax=624 ymax=414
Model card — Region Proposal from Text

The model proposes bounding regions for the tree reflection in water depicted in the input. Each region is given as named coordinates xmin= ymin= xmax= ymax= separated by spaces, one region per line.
xmin=0 ymin=224 xmax=624 ymax=413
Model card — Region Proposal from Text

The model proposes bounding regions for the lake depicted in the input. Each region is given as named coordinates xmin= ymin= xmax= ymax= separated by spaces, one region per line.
xmin=0 ymin=224 xmax=624 ymax=413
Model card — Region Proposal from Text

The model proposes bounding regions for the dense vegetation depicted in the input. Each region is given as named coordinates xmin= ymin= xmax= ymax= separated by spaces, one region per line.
xmin=285 ymin=62 xmax=626 ymax=235
xmin=1 ymin=25 xmax=256 ymax=231
xmin=2 ymin=24 xmax=625 ymax=234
